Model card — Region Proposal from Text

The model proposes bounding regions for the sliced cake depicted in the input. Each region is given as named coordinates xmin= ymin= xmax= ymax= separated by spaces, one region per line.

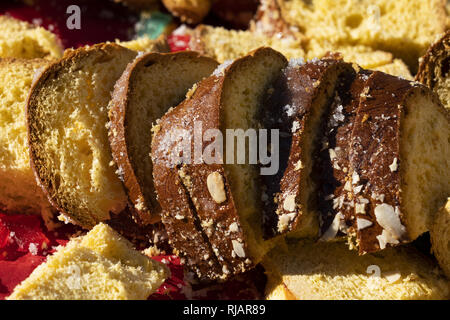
xmin=416 ymin=31 xmax=450 ymax=109
xmin=347 ymin=72 xmax=449 ymax=254
xmin=27 ymin=43 xmax=137 ymax=229
xmin=152 ymin=47 xmax=287 ymax=280
xmin=261 ymin=58 xmax=355 ymax=239
xmin=264 ymin=240 xmax=449 ymax=300
xmin=7 ymin=223 xmax=169 ymax=300
xmin=108 ymin=51 xmax=218 ymax=225
xmin=314 ymin=69 xmax=372 ymax=241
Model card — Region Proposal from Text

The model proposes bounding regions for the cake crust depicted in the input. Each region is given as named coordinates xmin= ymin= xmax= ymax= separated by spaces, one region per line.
xmin=108 ymin=51 xmax=218 ymax=226
xmin=416 ymin=30 xmax=450 ymax=109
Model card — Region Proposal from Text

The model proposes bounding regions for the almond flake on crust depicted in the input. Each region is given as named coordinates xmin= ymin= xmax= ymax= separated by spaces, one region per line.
xmin=206 ymin=172 xmax=226 ymax=204
xmin=389 ymin=157 xmax=398 ymax=172
xmin=356 ymin=218 xmax=372 ymax=230
xmin=231 ymin=240 xmax=246 ymax=258
xmin=374 ymin=203 xmax=406 ymax=240
xmin=320 ymin=212 xmax=344 ymax=241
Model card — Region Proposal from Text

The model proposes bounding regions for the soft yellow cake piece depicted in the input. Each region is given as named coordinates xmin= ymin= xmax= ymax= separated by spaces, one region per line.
xmin=190 ymin=25 xmax=305 ymax=63
xmin=0 ymin=15 xmax=63 ymax=59
xmin=265 ymin=275 xmax=296 ymax=300
xmin=0 ymin=58 xmax=53 ymax=215
xmin=8 ymin=223 xmax=169 ymax=300
xmin=264 ymin=240 xmax=449 ymax=300
xmin=278 ymin=0 xmax=447 ymax=71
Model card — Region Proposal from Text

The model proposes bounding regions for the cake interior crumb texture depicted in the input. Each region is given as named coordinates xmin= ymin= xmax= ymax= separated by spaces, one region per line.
xmin=400 ymin=89 xmax=450 ymax=239
xmin=264 ymin=240 xmax=450 ymax=300
xmin=278 ymin=0 xmax=447 ymax=72
xmin=7 ymin=223 xmax=169 ymax=300
xmin=0 ymin=58 xmax=52 ymax=214
xmin=0 ymin=16 xmax=62 ymax=59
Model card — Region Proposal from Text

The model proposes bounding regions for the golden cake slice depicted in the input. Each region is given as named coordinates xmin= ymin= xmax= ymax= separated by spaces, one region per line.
xmin=8 ymin=223 xmax=169 ymax=300
xmin=27 ymin=43 xmax=137 ymax=229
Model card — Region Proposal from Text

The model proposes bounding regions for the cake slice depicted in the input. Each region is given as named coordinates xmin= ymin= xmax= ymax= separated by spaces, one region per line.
xmin=264 ymin=240 xmax=449 ymax=300
xmin=27 ymin=43 xmax=137 ymax=229
xmin=431 ymin=198 xmax=450 ymax=278
xmin=314 ymin=69 xmax=372 ymax=241
xmin=261 ymin=58 xmax=355 ymax=239
xmin=7 ymin=223 xmax=169 ymax=300
xmin=108 ymin=51 xmax=218 ymax=225
xmin=0 ymin=58 xmax=53 ymax=215
xmin=0 ymin=15 xmax=62 ymax=59
xmin=348 ymin=71 xmax=450 ymax=254
xmin=152 ymin=47 xmax=287 ymax=280
xmin=416 ymin=31 xmax=450 ymax=109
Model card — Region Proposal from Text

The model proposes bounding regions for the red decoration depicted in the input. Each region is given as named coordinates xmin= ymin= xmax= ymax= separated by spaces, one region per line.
xmin=168 ymin=34 xmax=191 ymax=52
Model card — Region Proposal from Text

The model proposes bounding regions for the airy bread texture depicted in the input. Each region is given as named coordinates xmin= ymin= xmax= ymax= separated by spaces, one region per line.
xmin=151 ymin=48 xmax=287 ymax=280
xmin=264 ymin=240 xmax=449 ymax=300
xmin=397 ymin=88 xmax=449 ymax=240
xmin=416 ymin=31 xmax=450 ymax=109
xmin=191 ymin=24 xmax=412 ymax=79
xmin=189 ymin=25 xmax=305 ymax=63
xmin=0 ymin=58 xmax=53 ymax=215
xmin=0 ymin=15 xmax=63 ymax=59
xmin=431 ymin=198 xmax=450 ymax=278
xmin=277 ymin=0 xmax=447 ymax=72
xmin=108 ymin=51 xmax=218 ymax=225
xmin=27 ymin=44 xmax=137 ymax=229
xmin=7 ymin=223 xmax=169 ymax=300
xmin=115 ymin=35 xmax=170 ymax=54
